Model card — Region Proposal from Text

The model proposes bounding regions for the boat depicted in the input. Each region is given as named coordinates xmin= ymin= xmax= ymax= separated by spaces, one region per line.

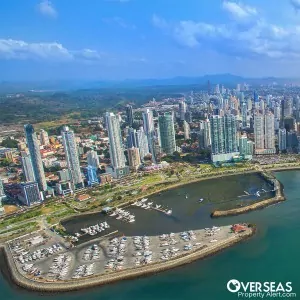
xmin=165 ymin=209 xmax=172 ymax=215
xmin=116 ymin=215 xmax=123 ymax=220
xmin=110 ymin=211 xmax=116 ymax=217
xmin=141 ymin=198 xmax=148 ymax=202
xmin=256 ymin=191 xmax=260 ymax=197
xmin=199 ymin=198 xmax=204 ymax=203
xmin=155 ymin=204 xmax=161 ymax=209
xmin=185 ymin=194 xmax=188 ymax=199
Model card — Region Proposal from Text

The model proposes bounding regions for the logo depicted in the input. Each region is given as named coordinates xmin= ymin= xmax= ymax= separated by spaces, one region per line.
xmin=227 ymin=279 xmax=241 ymax=293
xmin=226 ymin=279 xmax=296 ymax=298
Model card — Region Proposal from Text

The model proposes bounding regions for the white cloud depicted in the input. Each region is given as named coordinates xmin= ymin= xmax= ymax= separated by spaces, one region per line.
xmin=152 ymin=7 xmax=300 ymax=61
xmin=0 ymin=39 xmax=103 ymax=62
xmin=37 ymin=0 xmax=57 ymax=18
xmin=222 ymin=1 xmax=257 ymax=20
xmin=102 ymin=17 xmax=136 ymax=29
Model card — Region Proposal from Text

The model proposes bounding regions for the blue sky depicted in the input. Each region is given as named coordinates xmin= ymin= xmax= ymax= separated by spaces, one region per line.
xmin=1 ymin=0 xmax=300 ymax=80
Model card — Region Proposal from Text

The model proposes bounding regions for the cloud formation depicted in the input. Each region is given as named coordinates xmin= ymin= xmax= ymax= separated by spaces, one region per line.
xmin=152 ymin=1 xmax=300 ymax=60
xmin=290 ymin=0 xmax=300 ymax=11
xmin=37 ymin=0 xmax=57 ymax=18
xmin=0 ymin=39 xmax=103 ymax=62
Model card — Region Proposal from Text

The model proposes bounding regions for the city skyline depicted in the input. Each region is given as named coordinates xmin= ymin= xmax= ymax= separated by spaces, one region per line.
xmin=2 ymin=1 xmax=300 ymax=80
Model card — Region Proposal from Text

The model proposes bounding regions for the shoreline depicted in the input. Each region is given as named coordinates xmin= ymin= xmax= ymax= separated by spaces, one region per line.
xmin=1 ymin=227 xmax=255 ymax=293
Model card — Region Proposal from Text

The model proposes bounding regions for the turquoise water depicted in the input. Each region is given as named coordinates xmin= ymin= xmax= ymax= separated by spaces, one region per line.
xmin=1 ymin=171 xmax=299 ymax=300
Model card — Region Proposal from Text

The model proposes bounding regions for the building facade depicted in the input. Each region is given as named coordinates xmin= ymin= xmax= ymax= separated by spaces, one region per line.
xmin=24 ymin=124 xmax=47 ymax=191
xmin=158 ymin=113 xmax=176 ymax=155
xmin=127 ymin=147 xmax=141 ymax=170
xmin=87 ymin=150 xmax=99 ymax=168
xmin=18 ymin=182 xmax=42 ymax=206
xmin=21 ymin=152 xmax=35 ymax=182
xmin=61 ymin=126 xmax=84 ymax=189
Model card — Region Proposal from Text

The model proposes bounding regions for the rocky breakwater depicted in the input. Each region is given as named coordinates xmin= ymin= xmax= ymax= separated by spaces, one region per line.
xmin=211 ymin=171 xmax=285 ymax=218
xmin=2 ymin=226 xmax=255 ymax=293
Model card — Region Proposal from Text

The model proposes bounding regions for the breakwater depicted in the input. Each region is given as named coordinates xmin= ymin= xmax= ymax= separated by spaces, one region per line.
xmin=1 ymin=228 xmax=254 ymax=293
xmin=211 ymin=171 xmax=285 ymax=218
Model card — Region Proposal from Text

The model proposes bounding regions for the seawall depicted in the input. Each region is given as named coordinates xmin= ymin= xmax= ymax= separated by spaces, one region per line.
xmin=211 ymin=171 xmax=285 ymax=218
xmin=1 ymin=228 xmax=254 ymax=293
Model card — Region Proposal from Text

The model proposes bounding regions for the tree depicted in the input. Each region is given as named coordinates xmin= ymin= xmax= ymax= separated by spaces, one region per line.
xmin=1 ymin=138 xmax=18 ymax=148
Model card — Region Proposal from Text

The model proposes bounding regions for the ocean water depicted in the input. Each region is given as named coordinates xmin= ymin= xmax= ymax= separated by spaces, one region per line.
xmin=1 ymin=171 xmax=299 ymax=300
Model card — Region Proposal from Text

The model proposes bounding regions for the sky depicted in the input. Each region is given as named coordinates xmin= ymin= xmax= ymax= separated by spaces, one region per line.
xmin=1 ymin=0 xmax=300 ymax=81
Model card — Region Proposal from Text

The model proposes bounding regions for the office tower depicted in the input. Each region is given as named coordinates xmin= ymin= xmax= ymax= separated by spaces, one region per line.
xmin=127 ymin=128 xmax=138 ymax=149
xmin=142 ymin=109 xmax=156 ymax=161
xmin=87 ymin=150 xmax=99 ymax=168
xmin=254 ymin=91 xmax=259 ymax=109
xmin=265 ymin=112 xmax=275 ymax=150
xmin=61 ymin=126 xmax=84 ymax=189
xmin=239 ymin=135 xmax=253 ymax=159
xmin=247 ymin=98 xmax=252 ymax=111
xmin=215 ymin=84 xmax=220 ymax=94
xmin=57 ymin=169 xmax=71 ymax=182
xmin=126 ymin=105 xmax=134 ymax=127
xmin=85 ymin=165 xmax=99 ymax=186
xmin=260 ymin=99 xmax=265 ymax=114
xmin=284 ymin=117 xmax=295 ymax=132
xmin=24 ymin=124 xmax=47 ymax=191
xmin=136 ymin=127 xmax=149 ymax=161
xmin=242 ymin=102 xmax=247 ymax=128
xmin=183 ymin=121 xmax=190 ymax=140
xmin=128 ymin=147 xmax=141 ymax=170
xmin=284 ymin=99 xmax=293 ymax=117
xmin=210 ymin=115 xmax=225 ymax=159
xmin=158 ymin=113 xmax=176 ymax=155
xmin=236 ymin=84 xmax=241 ymax=92
xmin=21 ymin=152 xmax=35 ymax=182
xmin=179 ymin=100 xmax=187 ymax=121
xmin=254 ymin=113 xmax=265 ymax=151
xmin=40 ymin=129 xmax=50 ymax=146
xmin=278 ymin=128 xmax=287 ymax=151
xmin=224 ymin=114 xmax=238 ymax=153
xmin=18 ymin=182 xmax=42 ymax=206
xmin=105 ymin=112 xmax=129 ymax=178
xmin=274 ymin=104 xmax=281 ymax=119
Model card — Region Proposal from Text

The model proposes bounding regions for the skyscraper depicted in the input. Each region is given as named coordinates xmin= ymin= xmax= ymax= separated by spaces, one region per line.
xmin=265 ymin=112 xmax=275 ymax=150
xmin=183 ymin=121 xmax=190 ymax=140
xmin=128 ymin=147 xmax=141 ymax=170
xmin=239 ymin=135 xmax=253 ymax=159
xmin=142 ymin=109 xmax=156 ymax=161
xmin=61 ymin=126 xmax=84 ymax=189
xmin=21 ymin=152 xmax=35 ymax=182
xmin=87 ymin=150 xmax=99 ymax=168
xmin=242 ymin=102 xmax=247 ymax=128
xmin=278 ymin=128 xmax=287 ymax=151
xmin=24 ymin=124 xmax=47 ymax=191
xmin=199 ymin=119 xmax=211 ymax=149
xmin=85 ymin=166 xmax=99 ymax=186
xmin=126 ymin=105 xmax=134 ymax=127
xmin=254 ymin=113 xmax=265 ymax=151
xmin=136 ymin=127 xmax=149 ymax=161
xmin=210 ymin=114 xmax=239 ymax=162
xmin=40 ymin=129 xmax=50 ymax=146
xmin=158 ymin=113 xmax=176 ymax=155
xmin=106 ymin=112 xmax=129 ymax=178
xmin=126 ymin=128 xmax=138 ymax=148
xmin=179 ymin=100 xmax=187 ymax=121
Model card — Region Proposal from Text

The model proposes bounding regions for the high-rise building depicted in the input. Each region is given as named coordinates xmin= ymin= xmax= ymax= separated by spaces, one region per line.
xmin=183 ymin=121 xmax=190 ymax=140
xmin=199 ymin=119 xmax=211 ymax=149
xmin=40 ymin=129 xmax=50 ymax=146
xmin=158 ymin=113 xmax=176 ymax=155
xmin=136 ymin=127 xmax=149 ymax=161
xmin=142 ymin=109 xmax=156 ymax=161
xmin=18 ymin=182 xmax=42 ymax=206
xmin=254 ymin=113 xmax=265 ymax=151
xmin=278 ymin=128 xmax=287 ymax=151
xmin=242 ymin=102 xmax=247 ymax=128
xmin=254 ymin=112 xmax=276 ymax=154
xmin=210 ymin=115 xmax=239 ymax=162
xmin=0 ymin=178 xmax=6 ymax=201
xmin=185 ymin=111 xmax=192 ymax=123
xmin=126 ymin=128 xmax=138 ymax=149
xmin=179 ymin=100 xmax=187 ymax=121
xmin=61 ymin=126 xmax=84 ymax=189
xmin=87 ymin=150 xmax=99 ymax=168
xmin=126 ymin=105 xmax=134 ymax=127
xmin=21 ymin=152 xmax=35 ymax=182
xmin=265 ymin=112 xmax=275 ymax=150
xmin=57 ymin=169 xmax=71 ymax=182
xmin=239 ymin=135 xmax=253 ymax=159
xmin=85 ymin=166 xmax=99 ymax=186
xmin=128 ymin=147 xmax=141 ymax=170
xmin=106 ymin=112 xmax=129 ymax=178
xmin=24 ymin=124 xmax=47 ymax=191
